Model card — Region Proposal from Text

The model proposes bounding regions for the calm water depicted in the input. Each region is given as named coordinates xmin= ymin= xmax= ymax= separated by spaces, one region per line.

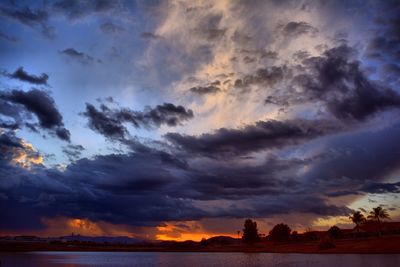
xmin=0 ymin=252 xmax=399 ymax=267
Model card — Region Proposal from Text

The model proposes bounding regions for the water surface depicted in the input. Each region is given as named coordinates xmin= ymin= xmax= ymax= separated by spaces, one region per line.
xmin=0 ymin=252 xmax=399 ymax=267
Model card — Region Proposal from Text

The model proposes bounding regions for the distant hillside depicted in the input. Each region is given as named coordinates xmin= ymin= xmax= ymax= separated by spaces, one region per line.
xmin=52 ymin=235 xmax=146 ymax=244
xmin=201 ymin=236 xmax=238 ymax=245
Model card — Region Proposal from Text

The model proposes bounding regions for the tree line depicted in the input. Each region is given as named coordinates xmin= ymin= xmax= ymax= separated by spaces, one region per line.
xmin=349 ymin=206 xmax=390 ymax=236
xmin=241 ymin=206 xmax=391 ymax=243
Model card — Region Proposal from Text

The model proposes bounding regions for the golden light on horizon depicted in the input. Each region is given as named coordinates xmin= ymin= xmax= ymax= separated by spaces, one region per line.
xmin=156 ymin=222 xmax=236 ymax=242
xmin=156 ymin=232 xmax=216 ymax=242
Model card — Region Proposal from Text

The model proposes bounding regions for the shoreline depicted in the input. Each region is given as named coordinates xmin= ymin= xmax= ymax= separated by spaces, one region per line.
xmin=1 ymin=235 xmax=399 ymax=254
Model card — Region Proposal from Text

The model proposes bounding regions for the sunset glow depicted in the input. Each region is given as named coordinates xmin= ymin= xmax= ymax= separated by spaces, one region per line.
xmin=156 ymin=222 xmax=236 ymax=242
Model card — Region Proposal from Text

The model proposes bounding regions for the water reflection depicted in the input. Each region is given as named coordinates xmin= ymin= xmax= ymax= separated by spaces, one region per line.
xmin=0 ymin=252 xmax=399 ymax=267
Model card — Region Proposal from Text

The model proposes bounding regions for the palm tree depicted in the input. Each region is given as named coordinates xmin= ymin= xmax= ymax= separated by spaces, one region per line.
xmin=367 ymin=206 xmax=390 ymax=237
xmin=349 ymin=211 xmax=366 ymax=228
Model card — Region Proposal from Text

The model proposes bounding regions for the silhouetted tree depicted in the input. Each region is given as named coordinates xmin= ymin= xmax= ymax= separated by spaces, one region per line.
xmin=368 ymin=206 xmax=390 ymax=237
xmin=327 ymin=226 xmax=341 ymax=239
xmin=242 ymin=219 xmax=260 ymax=244
xmin=291 ymin=231 xmax=299 ymax=242
xmin=349 ymin=211 xmax=366 ymax=228
xmin=269 ymin=223 xmax=291 ymax=242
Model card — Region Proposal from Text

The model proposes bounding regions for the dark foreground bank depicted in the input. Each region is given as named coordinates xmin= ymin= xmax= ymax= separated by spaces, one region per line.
xmin=1 ymin=235 xmax=400 ymax=254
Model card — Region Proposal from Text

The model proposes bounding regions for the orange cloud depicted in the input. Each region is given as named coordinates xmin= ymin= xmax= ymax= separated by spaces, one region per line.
xmin=39 ymin=217 xmax=138 ymax=237
xmin=10 ymin=139 xmax=43 ymax=168
xmin=156 ymin=221 xmax=236 ymax=241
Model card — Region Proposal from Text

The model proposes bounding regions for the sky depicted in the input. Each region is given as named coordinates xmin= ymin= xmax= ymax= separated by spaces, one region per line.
xmin=0 ymin=0 xmax=400 ymax=241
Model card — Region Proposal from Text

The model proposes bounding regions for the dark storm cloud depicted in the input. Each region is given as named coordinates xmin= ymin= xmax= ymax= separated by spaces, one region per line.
xmin=82 ymin=102 xmax=194 ymax=140
xmin=100 ymin=21 xmax=125 ymax=35
xmin=381 ymin=63 xmax=400 ymax=83
xmin=2 ymin=0 xmax=400 ymax=233
xmin=190 ymin=85 xmax=220 ymax=95
xmin=0 ymin=142 xmax=352 ymax=230
xmin=0 ymin=147 xmax=200 ymax=229
xmin=306 ymin=45 xmax=400 ymax=120
xmin=3 ymin=90 xmax=61 ymax=129
xmin=360 ymin=182 xmax=400 ymax=194
xmin=177 ymin=157 xmax=306 ymax=201
xmin=0 ymin=200 xmax=45 ymax=230
xmin=4 ymin=114 xmax=399 ymax=231
xmin=165 ymin=119 xmax=338 ymax=157
xmin=261 ymin=45 xmax=400 ymax=121
xmin=67 ymin=151 xmax=185 ymax=193
xmin=55 ymin=128 xmax=71 ymax=141
xmin=143 ymin=103 xmax=194 ymax=127
xmin=249 ymin=195 xmax=351 ymax=218
xmin=0 ymin=5 xmax=55 ymax=39
xmin=281 ymin=21 xmax=318 ymax=37
xmin=326 ymin=83 xmax=400 ymax=121
xmin=324 ymin=190 xmax=360 ymax=197
xmin=0 ymin=122 xmax=19 ymax=130
xmin=3 ymin=67 xmax=49 ymax=85
xmin=366 ymin=36 xmax=399 ymax=60
xmin=365 ymin=2 xmax=400 ymax=61
xmin=302 ymin=123 xmax=400 ymax=198
xmin=59 ymin=48 xmax=98 ymax=64
xmin=382 ymin=63 xmax=400 ymax=76
xmin=0 ymin=132 xmax=24 ymax=151
xmin=0 ymin=89 xmax=70 ymax=141
xmin=83 ymin=103 xmax=127 ymax=140
xmin=24 ymin=122 xmax=39 ymax=133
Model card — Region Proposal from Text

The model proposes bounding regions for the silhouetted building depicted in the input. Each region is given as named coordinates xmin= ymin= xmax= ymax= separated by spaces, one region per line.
xmin=352 ymin=221 xmax=400 ymax=235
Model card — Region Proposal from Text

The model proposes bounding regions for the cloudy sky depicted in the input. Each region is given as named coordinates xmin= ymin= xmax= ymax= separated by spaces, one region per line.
xmin=1 ymin=0 xmax=400 ymax=241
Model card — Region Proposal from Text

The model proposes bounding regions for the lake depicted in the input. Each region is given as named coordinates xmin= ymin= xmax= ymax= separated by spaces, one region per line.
xmin=0 ymin=252 xmax=399 ymax=267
